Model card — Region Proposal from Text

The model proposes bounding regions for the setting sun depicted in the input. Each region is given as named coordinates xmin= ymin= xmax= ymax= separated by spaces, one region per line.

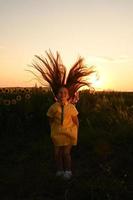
xmin=91 ymin=78 xmax=103 ymax=90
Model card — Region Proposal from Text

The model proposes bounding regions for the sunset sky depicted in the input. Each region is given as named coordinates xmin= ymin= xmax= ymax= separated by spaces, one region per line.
xmin=0 ymin=0 xmax=133 ymax=91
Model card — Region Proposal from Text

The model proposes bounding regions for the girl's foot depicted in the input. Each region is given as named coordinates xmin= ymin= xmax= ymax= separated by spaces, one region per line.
xmin=56 ymin=170 xmax=64 ymax=177
xmin=63 ymin=170 xmax=72 ymax=180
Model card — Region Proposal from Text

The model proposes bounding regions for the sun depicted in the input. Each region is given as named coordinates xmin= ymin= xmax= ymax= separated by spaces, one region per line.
xmin=89 ymin=73 xmax=103 ymax=90
xmin=90 ymin=74 xmax=112 ymax=91
xmin=91 ymin=78 xmax=103 ymax=90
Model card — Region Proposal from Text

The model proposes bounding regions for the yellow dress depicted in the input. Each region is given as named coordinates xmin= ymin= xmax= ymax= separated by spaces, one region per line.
xmin=46 ymin=101 xmax=78 ymax=146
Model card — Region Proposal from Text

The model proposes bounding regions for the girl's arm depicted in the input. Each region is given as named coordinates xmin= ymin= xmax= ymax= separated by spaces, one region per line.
xmin=72 ymin=115 xmax=79 ymax=127
xmin=48 ymin=117 xmax=54 ymax=125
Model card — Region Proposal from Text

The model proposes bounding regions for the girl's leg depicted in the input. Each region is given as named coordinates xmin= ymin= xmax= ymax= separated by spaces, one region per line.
xmin=63 ymin=145 xmax=72 ymax=171
xmin=54 ymin=146 xmax=64 ymax=171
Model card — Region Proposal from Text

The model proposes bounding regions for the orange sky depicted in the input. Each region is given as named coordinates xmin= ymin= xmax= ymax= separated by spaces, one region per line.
xmin=0 ymin=0 xmax=133 ymax=91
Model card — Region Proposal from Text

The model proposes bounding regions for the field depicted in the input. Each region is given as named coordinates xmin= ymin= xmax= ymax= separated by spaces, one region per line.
xmin=0 ymin=87 xmax=133 ymax=200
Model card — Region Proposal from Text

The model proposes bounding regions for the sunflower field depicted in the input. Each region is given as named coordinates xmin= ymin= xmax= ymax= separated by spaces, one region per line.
xmin=0 ymin=87 xmax=133 ymax=200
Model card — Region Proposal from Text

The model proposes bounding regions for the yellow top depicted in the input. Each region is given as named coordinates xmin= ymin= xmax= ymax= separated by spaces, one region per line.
xmin=47 ymin=101 xmax=78 ymax=146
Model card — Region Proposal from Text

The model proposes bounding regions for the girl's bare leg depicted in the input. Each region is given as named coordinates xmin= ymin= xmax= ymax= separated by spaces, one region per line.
xmin=54 ymin=146 xmax=64 ymax=171
xmin=63 ymin=145 xmax=72 ymax=171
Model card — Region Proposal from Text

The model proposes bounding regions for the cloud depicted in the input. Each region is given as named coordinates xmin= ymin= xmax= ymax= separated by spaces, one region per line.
xmin=87 ymin=55 xmax=133 ymax=63
xmin=109 ymin=56 xmax=133 ymax=63
xmin=113 ymin=56 xmax=133 ymax=63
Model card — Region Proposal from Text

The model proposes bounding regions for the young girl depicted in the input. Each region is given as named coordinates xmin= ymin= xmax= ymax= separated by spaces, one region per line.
xmin=47 ymin=86 xmax=79 ymax=179
xmin=29 ymin=50 xmax=95 ymax=180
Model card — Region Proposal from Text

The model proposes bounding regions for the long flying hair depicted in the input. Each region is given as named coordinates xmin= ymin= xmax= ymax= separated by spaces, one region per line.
xmin=27 ymin=50 xmax=95 ymax=102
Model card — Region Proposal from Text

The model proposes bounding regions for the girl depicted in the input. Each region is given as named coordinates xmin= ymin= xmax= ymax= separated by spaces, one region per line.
xmin=29 ymin=50 xmax=95 ymax=180
xmin=47 ymin=86 xmax=79 ymax=180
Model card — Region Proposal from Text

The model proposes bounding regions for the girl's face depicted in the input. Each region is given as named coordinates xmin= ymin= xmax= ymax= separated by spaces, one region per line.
xmin=57 ymin=87 xmax=69 ymax=103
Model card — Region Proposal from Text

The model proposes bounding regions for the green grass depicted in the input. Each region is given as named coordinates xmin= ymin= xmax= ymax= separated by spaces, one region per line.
xmin=0 ymin=88 xmax=133 ymax=199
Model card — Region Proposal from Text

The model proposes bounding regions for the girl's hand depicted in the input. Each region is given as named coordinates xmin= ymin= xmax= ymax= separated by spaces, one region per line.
xmin=72 ymin=116 xmax=79 ymax=128
xmin=48 ymin=117 xmax=54 ymax=125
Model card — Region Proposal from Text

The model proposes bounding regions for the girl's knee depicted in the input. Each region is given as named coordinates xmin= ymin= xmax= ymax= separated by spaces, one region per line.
xmin=63 ymin=145 xmax=72 ymax=157
xmin=64 ymin=152 xmax=70 ymax=158
xmin=54 ymin=146 xmax=63 ymax=158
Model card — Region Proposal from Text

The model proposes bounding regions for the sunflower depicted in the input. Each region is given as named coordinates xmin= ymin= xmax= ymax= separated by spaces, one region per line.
xmin=5 ymin=88 xmax=10 ymax=94
xmin=0 ymin=98 xmax=3 ymax=105
xmin=2 ymin=88 xmax=6 ymax=93
xmin=16 ymin=95 xmax=22 ymax=101
xmin=25 ymin=93 xmax=31 ymax=100
xmin=11 ymin=99 xmax=17 ymax=105
xmin=4 ymin=99 xmax=11 ymax=106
